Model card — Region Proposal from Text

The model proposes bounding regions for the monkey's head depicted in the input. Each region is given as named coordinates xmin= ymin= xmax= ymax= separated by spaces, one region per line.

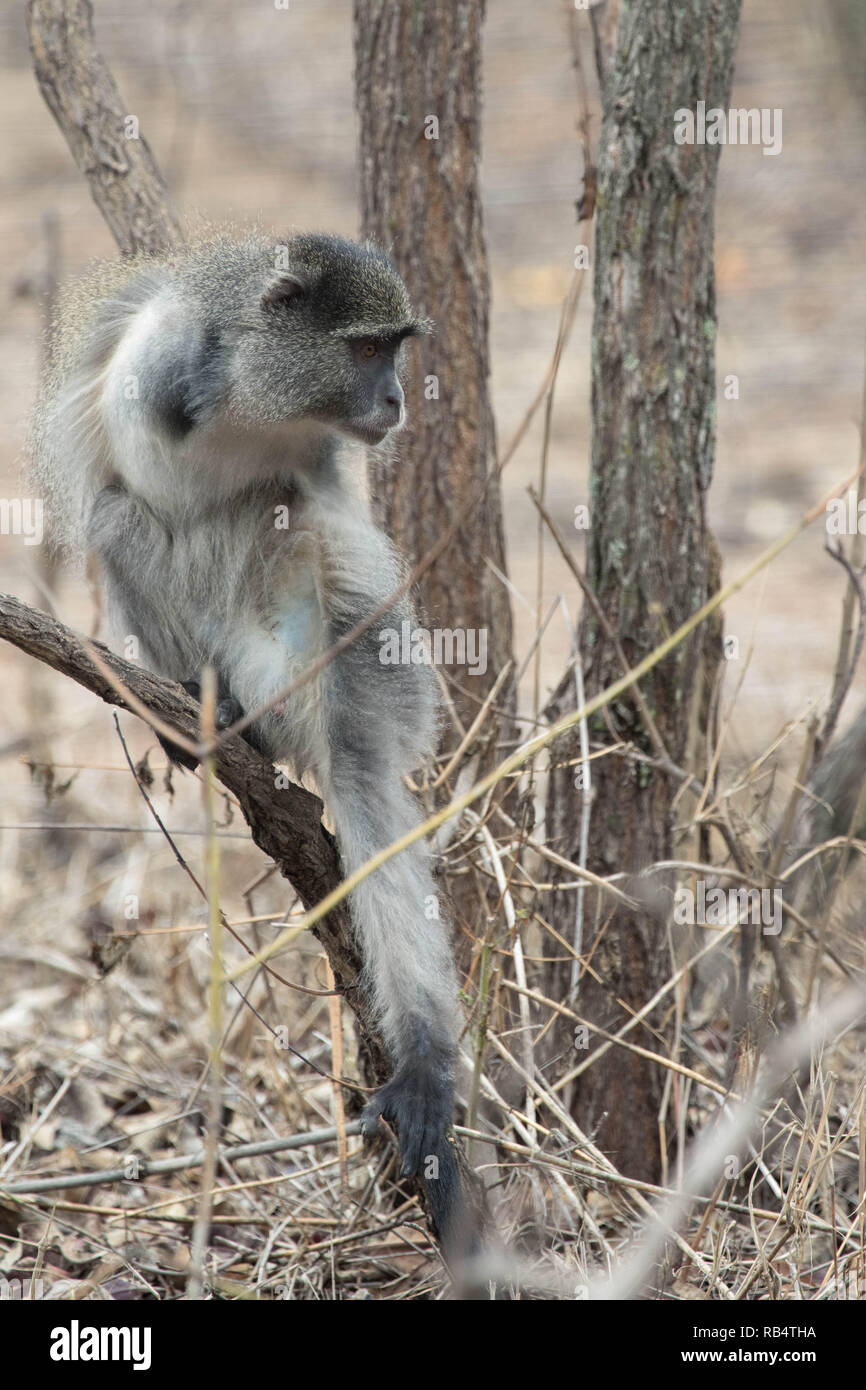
xmin=226 ymin=233 xmax=430 ymax=445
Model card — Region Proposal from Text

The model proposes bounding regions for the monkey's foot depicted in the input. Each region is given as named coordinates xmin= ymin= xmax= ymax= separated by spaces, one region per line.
xmin=180 ymin=678 xmax=245 ymax=731
xmin=361 ymin=1046 xmax=455 ymax=1178
xmin=158 ymin=679 xmax=245 ymax=770
xmin=362 ymin=1047 xmax=470 ymax=1254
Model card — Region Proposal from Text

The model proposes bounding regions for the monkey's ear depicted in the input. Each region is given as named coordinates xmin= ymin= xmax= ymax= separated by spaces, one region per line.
xmin=261 ymin=273 xmax=307 ymax=311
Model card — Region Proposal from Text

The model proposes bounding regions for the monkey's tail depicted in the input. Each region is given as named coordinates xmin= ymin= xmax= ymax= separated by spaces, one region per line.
xmin=425 ymin=1146 xmax=497 ymax=1298
xmin=321 ymin=764 xmax=488 ymax=1272
xmin=424 ymin=1145 xmax=470 ymax=1253
xmin=325 ymin=782 xmax=461 ymax=1073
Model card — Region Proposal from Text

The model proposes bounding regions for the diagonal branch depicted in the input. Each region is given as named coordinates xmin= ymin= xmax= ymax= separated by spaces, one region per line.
xmin=27 ymin=0 xmax=182 ymax=257
xmin=0 ymin=591 xmax=389 ymax=1075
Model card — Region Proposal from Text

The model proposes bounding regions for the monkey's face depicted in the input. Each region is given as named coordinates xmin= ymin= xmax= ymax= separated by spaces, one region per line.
xmin=335 ymin=337 xmax=406 ymax=444
xmin=226 ymin=234 xmax=429 ymax=444
xmin=231 ymin=317 xmax=411 ymax=444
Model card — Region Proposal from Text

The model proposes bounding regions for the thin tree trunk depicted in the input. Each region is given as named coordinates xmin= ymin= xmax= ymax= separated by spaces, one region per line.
xmin=353 ymin=0 xmax=513 ymax=740
xmin=544 ymin=0 xmax=741 ymax=1182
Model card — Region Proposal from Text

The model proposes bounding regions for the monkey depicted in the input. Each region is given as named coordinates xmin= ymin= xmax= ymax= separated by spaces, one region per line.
xmin=32 ymin=231 xmax=467 ymax=1253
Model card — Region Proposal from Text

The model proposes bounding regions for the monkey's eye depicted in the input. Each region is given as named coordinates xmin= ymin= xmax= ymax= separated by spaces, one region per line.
xmin=360 ymin=342 xmax=378 ymax=358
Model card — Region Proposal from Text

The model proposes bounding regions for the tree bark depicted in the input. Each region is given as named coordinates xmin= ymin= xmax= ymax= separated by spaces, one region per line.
xmin=544 ymin=0 xmax=741 ymax=1182
xmin=27 ymin=0 xmax=182 ymax=257
xmin=588 ymin=0 xmax=623 ymax=92
xmin=353 ymin=0 xmax=513 ymax=739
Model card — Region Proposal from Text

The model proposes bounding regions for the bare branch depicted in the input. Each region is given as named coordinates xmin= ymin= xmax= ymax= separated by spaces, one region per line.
xmin=0 ymin=1124 xmax=364 ymax=1197
xmin=26 ymin=0 xmax=182 ymax=257
xmin=0 ymin=591 xmax=384 ymax=1061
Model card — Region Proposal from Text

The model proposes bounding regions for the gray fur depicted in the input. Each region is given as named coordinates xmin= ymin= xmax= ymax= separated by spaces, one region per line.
xmin=32 ymin=233 xmax=462 ymax=1232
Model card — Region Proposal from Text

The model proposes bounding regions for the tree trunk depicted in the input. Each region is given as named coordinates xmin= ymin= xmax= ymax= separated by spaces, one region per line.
xmin=353 ymin=0 xmax=513 ymax=739
xmin=544 ymin=0 xmax=741 ymax=1182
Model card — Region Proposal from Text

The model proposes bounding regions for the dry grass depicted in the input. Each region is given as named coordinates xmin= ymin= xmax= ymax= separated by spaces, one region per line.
xmin=1 ymin=566 xmax=865 ymax=1301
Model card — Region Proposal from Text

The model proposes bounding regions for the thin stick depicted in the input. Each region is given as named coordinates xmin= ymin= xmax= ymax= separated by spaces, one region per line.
xmin=432 ymin=661 xmax=513 ymax=789
xmin=825 ymin=327 xmax=866 ymax=747
xmin=325 ymin=958 xmax=349 ymax=1194
xmin=187 ymin=669 xmax=223 ymax=1300
xmin=0 ymin=1124 xmax=364 ymax=1196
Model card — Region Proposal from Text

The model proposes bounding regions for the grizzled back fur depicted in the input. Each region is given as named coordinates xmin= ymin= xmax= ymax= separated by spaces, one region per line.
xmin=30 ymin=230 xmax=428 ymax=558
